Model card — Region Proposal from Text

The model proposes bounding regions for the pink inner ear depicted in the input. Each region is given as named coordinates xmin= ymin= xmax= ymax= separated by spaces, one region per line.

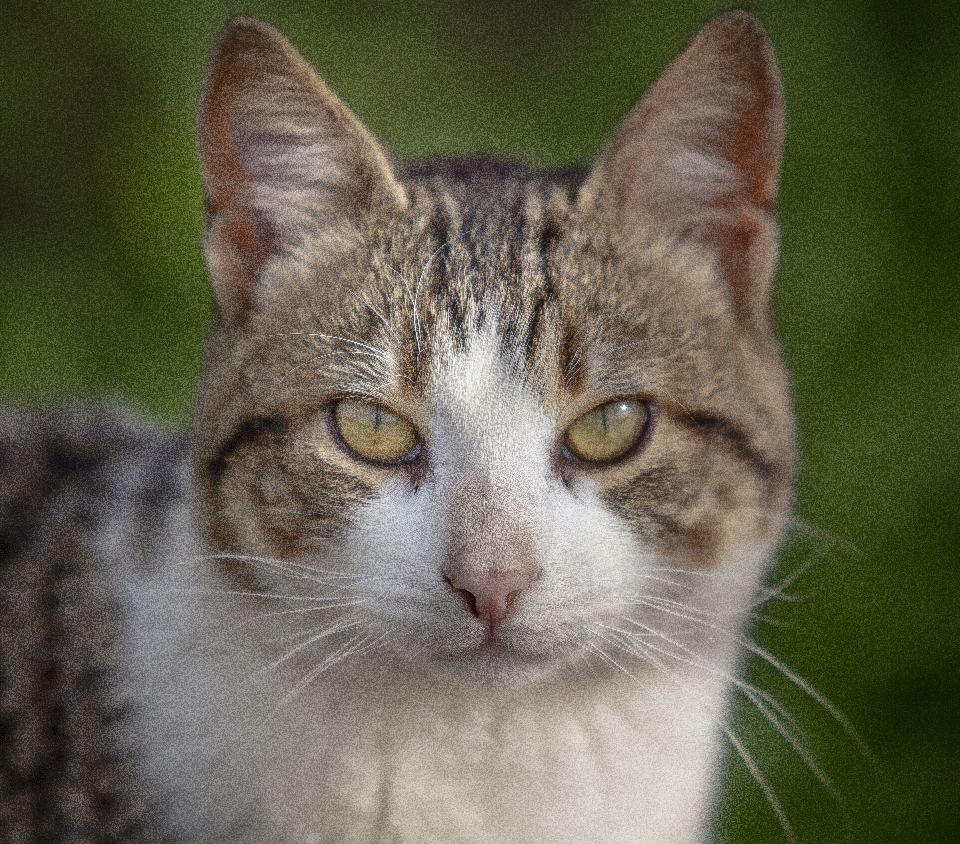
xmin=704 ymin=90 xmax=781 ymax=317
xmin=199 ymin=44 xmax=252 ymax=216
xmin=697 ymin=208 xmax=767 ymax=319
xmin=580 ymin=12 xmax=785 ymax=324
xmin=215 ymin=209 xmax=278 ymax=315
xmin=199 ymin=29 xmax=285 ymax=320
xmin=198 ymin=18 xmax=409 ymax=324
xmin=721 ymin=68 xmax=782 ymax=216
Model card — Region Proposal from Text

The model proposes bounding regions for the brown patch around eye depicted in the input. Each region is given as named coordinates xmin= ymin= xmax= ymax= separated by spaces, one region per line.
xmin=333 ymin=399 xmax=420 ymax=464
xmin=565 ymin=399 xmax=648 ymax=463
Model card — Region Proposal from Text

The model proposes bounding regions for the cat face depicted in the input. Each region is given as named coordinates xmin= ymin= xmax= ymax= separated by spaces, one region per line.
xmin=189 ymin=13 xmax=795 ymax=683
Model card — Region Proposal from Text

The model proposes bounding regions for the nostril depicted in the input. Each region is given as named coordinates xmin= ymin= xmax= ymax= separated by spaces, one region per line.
xmin=443 ymin=575 xmax=480 ymax=618
xmin=443 ymin=569 xmax=540 ymax=632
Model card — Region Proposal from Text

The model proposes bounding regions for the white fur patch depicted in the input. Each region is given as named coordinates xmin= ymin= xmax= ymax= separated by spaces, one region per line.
xmin=117 ymin=326 xmax=779 ymax=844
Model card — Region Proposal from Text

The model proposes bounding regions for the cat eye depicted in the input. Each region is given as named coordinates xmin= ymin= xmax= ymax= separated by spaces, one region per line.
xmin=333 ymin=399 xmax=421 ymax=464
xmin=564 ymin=399 xmax=648 ymax=463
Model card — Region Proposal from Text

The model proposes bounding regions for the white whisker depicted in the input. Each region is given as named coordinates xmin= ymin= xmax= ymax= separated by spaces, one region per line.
xmin=198 ymin=552 xmax=367 ymax=581
xmin=233 ymin=601 xmax=367 ymax=631
xmin=723 ymin=725 xmax=797 ymax=843
xmin=636 ymin=595 xmax=876 ymax=764
xmin=274 ymin=331 xmax=396 ymax=366
xmin=246 ymin=619 xmax=364 ymax=687
xmin=272 ymin=631 xmax=369 ymax=712
xmin=635 ymin=571 xmax=695 ymax=591
xmin=396 ymin=271 xmax=420 ymax=359
xmin=358 ymin=294 xmax=398 ymax=339
xmin=173 ymin=588 xmax=341 ymax=604
xmin=411 ymin=243 xmax=445 ymax=363
xmin=593 ymin=621 xmax=800 ymax=843
xmin=621 ymin=622 xmax=844 ymax=809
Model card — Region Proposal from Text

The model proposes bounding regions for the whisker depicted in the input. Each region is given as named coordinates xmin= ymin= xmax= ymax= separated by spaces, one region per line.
xmin=643 ymin=566 xmax=716 ymax=578
xmin=590 ymin=622 xmax=659 ymax=660
xmin=751 ymin=611 xmax=793 ymax=628
xmin=232 ymin=601 xmax=367 ymax=631
xmin=394 ymin=270 xmax=421 ymax=360
xmin=620 ymin=591 xmax=732 ymax=625
xmin=198 ymin=553 xmax=367 ymax=581
xmin=581 ymin=640 xmax=647 ymax=681
xmin=736 ymin=684 xmax=845 ymax=807
xmin=754 ymin=546 xmax=828 ymax=607
xmin=224 ymin=563 xmax=355 ymax=591
xmin=723 ymin=725 xmax=797 ymax=843
xmin=272 ymin=631 xmax=369 ymax=712
xmin=589 ymin=620 xmax=799 ymax=843
xmin=358 ymin=294 xmax=398 ymax=340
xmin=246 ymin=618 xmax=364 ymax=687
xmin=624 ymin=627 xmax=844 ymax=808
xmin=637 ymin=574 xmax=695 ymax=591
xmin=584 ymin=625 xmax=664 ymax=673
xmin=172 ymin=588 xmax=342 ymax=604
xmin=636 ymin=595 xmax=877 ymax=765
xmin=787 ymin=515 xmax=862 ymax=559
xmin=412 ymin=244 xmax=446 ymax=363
xmin=274 ymin=331 xmax=396 ymax=366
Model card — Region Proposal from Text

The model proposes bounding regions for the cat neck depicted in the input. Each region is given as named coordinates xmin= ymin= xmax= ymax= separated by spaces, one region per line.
xmin=120 ymin=519 xmax=744 ymax=844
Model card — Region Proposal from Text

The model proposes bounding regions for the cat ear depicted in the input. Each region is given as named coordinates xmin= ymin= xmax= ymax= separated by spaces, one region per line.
xmin=577 ymin=11 xmax=784 ymax=327
xmin=198 ymin=16 xmax=408 ymax=322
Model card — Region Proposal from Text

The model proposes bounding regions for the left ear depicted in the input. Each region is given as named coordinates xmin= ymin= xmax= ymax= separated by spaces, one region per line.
xmin=197 ymin=16 xmax=408 ymax=324
xmin=577 ymin=10 xmax=785 ymax=327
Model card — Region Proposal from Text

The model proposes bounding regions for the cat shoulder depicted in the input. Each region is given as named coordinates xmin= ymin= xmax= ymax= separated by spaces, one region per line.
xmin=0 ymin=406 xmax=182 ymax=554
xmin=0 ymin=406 xmax=186 ymax=842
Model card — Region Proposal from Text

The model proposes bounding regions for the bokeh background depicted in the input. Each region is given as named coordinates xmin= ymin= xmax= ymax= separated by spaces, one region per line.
xmin=2 ymin=0 xmax=957 ymax=841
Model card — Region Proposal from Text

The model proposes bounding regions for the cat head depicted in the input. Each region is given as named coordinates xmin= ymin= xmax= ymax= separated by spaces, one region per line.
xmin=190 ymin=11 xmax=795 ymax=682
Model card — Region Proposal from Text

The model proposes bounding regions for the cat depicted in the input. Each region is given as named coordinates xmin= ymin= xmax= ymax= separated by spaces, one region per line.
xmin=0 ymin=9 xmax=795 ymax=844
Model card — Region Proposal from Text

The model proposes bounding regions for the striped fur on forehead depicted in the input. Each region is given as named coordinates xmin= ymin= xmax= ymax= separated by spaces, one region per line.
xmin=392 ymin=158 xmax=580 ymax=368
xmin=308 ymin=157 xmax=584 ymax=397
xmin=193 ymin=154 xmax=793 ymax=574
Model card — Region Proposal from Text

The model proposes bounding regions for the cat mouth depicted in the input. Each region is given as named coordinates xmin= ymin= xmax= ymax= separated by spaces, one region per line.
xmin=472 ymin=635 xmax=521 ymax=655
xmin=439 ymin=644 xmax=554 ymax=683
xmin=444 ymin=627 xmax=561 ymax=672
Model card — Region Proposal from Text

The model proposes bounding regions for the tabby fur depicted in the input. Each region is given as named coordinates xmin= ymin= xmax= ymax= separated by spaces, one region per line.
xmin=1 ymin=11 xmax=794 ymax=844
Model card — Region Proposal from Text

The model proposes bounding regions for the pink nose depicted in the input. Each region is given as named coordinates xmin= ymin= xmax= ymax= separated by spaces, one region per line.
xmin=444 ymin=570 xmax=537 ymax=635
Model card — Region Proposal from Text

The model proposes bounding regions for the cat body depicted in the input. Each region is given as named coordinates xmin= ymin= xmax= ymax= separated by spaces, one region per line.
xmin=0 ymin=11 xmax=794 ymax=844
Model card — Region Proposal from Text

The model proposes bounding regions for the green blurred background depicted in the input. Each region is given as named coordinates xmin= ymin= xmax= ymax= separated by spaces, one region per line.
xmin=2 ymin=0 xmax=957 ymax=841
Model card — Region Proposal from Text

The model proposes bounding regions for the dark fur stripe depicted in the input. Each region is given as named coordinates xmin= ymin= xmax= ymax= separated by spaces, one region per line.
xmin=207 ymin=414 xmax=290 ymax=482
xmin=602 ymin=466 xmax=690 ymax=540
xmin=677 ymin=411 xmax=780 ymax=481
xmin=0 ymin=408 xmax=177 ymax=842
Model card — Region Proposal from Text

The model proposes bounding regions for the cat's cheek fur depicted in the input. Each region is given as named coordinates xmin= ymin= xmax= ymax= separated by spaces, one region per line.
xmin=341 ymin=478 xmax=651 ymax=672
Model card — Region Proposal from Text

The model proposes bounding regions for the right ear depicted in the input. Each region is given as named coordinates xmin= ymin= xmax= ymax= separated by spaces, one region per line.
xmin=198 ymin=16 xmax=408 ymax=323
xmin=577 ymin=11 xmax=784 ymax=330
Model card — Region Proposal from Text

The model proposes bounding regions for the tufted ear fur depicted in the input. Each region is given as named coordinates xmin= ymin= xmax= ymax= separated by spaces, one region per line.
xmin=578 ymin=11 xmax=785 ymax=328
xmin=197 ymin=16 xmax=408 ymax=323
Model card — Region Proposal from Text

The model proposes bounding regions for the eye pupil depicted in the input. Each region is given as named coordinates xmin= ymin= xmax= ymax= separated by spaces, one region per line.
xmin=564 ymin=398 xmax=648 ymax=463
xmin=333 ymin=399 xmax=419 ymax=464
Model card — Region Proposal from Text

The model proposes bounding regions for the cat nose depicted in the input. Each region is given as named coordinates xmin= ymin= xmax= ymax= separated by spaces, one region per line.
xmin=444 ymin=569 xmax=539 ymax=635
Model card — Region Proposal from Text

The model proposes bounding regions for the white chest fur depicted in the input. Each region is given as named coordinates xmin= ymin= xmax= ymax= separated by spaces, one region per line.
xmin=129 ymin=587 xmax=735 ymax=844
xmin=118 ymin=522 xmax=753 ymax=844
xmin=115 ymin=328 xmax=773 ymax=844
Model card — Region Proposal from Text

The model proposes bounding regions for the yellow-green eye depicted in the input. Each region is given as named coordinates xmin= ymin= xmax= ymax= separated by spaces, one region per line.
xmin=564 ymin=399 xmax=648 ymax=463
xmin=333 ymin=400 xmax=420 ymax=464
